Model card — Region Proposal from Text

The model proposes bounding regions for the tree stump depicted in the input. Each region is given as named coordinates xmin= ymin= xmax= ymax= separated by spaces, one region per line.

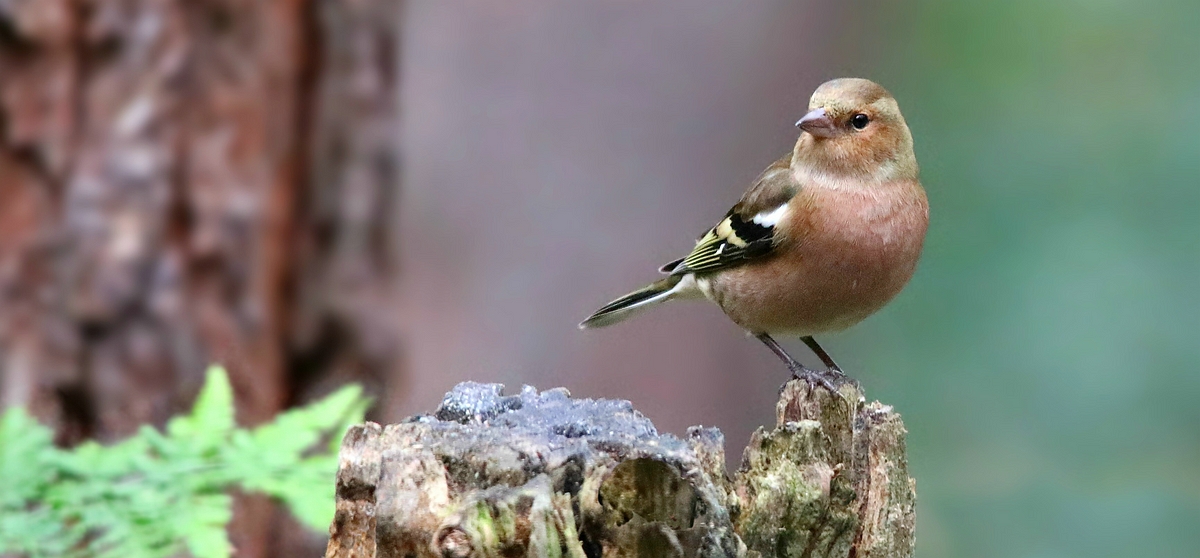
xmin=324 ymin=380 xmax=916 ymax=558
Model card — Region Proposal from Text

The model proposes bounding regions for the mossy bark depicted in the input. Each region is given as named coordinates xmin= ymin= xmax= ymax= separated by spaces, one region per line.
xmin=324 ymin=380 xmax=915 ymax=558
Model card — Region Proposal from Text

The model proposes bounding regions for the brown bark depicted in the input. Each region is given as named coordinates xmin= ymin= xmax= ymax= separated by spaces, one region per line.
xmin=288 ymin=0 xmax=402 ymax=414
xmin=325 ymin=380 xmax=916 ymax=558
xmin=276 ymin=0 xmax=403 ymax=554
xmin=0 ymin=1 xmax=402 ymax=556
xmin=0 ymin=0 xmax=302 ymax=449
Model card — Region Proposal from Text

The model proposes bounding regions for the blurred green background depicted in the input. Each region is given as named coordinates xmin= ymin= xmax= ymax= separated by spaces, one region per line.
xmin=852 ymin=0 xmax=1200 ymax=555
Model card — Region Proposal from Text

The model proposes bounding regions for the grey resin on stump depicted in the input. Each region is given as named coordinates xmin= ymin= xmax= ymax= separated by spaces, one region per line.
xmin=324 ymin=381 xmax=915 ymax=558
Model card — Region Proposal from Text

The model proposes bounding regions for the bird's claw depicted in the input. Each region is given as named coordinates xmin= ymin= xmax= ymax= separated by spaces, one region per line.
xmin=789 ymin=365 xmax=840 ymax=393
xmin=784 ymin=364 xmax=859 ymax=406
xmin=821 ymin=366 xmax=861 ymax=390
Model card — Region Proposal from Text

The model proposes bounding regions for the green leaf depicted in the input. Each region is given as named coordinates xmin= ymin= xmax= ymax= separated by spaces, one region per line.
xmin=0 ymin=407 xmax=57 ymax=505
xmin=168 ymin=365 xmax=235 ymax=446
xmin=0 ymin=363 xmax=370 ymax=557
xmin=179 ymin=493 xmax=233 ymax=558
xmin=234 ymin=384 xmax=369 ymax=530
xmin=184 ymin=525 xmax=232 ymax=558
xmin=249 ymin=384 xmax=367 ymax=456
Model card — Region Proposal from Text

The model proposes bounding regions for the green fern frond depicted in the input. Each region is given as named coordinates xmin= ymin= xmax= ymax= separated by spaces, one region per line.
xmin=0 ymin=365 xmax=370 ymax=558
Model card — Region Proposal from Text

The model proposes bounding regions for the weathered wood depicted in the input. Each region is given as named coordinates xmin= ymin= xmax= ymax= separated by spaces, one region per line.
xmin=735 ymin=382 xmax=916 ymax=558
xmin=325 ymin=380 xmax=916 ymax=558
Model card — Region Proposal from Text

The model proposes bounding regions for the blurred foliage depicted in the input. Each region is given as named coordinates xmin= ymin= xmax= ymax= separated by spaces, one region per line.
xmin=831 ymin=0 xmax=1200 ymax=556
xmin=0 ymin=366 xmax=369 ymax=558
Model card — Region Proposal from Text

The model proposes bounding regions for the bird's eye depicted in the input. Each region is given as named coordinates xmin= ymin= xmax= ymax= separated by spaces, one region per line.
xmin=850 ymin=113 xmax=870 ymax=130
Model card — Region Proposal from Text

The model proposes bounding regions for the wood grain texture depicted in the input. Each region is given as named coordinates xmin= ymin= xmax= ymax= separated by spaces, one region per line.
xmin=325 ymin=380 xmax=916 ymax=558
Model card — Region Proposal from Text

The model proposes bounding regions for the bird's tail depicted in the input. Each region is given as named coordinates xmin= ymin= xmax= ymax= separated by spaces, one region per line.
xmin=579 ymin=276 xmax=684 ymax=329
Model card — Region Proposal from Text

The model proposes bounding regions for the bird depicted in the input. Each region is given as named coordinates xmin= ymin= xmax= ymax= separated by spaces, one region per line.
xmin=579 ymin=78 xmax=928 ymax=390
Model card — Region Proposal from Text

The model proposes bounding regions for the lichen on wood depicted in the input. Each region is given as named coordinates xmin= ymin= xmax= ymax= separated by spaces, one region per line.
xmin=324 ymin=379 xmax=915 ymax=558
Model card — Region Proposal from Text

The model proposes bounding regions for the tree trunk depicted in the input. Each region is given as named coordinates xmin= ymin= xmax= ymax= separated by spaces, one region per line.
xmin=325 ymin=380 xmax=916 ymax=558
xmin=0 ymin=1 xmax=402 ymax=556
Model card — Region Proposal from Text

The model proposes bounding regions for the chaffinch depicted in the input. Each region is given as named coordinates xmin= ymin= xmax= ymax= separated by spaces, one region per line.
xmin=580 ymin=78 xmax=929 ymax=390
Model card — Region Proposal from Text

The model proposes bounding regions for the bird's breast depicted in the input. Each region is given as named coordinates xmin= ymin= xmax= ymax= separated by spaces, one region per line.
xmin=710 ymin=180 xmax=928 ymax=335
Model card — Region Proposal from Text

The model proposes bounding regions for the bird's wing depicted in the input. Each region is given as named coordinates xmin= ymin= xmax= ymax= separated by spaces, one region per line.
xmin=665 ymin=155 xmax=801 ymax=275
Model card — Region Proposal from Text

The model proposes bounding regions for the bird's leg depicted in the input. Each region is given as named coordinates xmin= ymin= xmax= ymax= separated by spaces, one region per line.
xmin=801 ymin=336 xmax=860 ymax=388
xmin=802 ymin=336 xmax=847 ymax=374
xmin=756 ymin=333 xmax=838 ymax=393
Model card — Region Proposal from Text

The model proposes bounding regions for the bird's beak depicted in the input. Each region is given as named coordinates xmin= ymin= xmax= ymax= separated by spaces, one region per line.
xmin=795 ymin=108 xmax=837 ymax=138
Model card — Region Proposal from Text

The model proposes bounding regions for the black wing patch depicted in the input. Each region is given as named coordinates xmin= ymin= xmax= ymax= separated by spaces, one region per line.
xmin=666 ymin=207 xmax=779 ymax=275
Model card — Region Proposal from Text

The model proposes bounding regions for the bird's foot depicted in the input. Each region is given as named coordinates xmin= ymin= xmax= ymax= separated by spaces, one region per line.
xmin=821 ymin=366 xmax=862 ymax=390
xmin=788 ymin=364 xmax=840 ymax=393
xmin=785 ymin=364 xmax=860 ymax=404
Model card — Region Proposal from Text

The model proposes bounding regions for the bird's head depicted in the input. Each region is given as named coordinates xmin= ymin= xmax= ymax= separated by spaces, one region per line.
xmin=792 ymin=78 xmax=917 ymax=183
